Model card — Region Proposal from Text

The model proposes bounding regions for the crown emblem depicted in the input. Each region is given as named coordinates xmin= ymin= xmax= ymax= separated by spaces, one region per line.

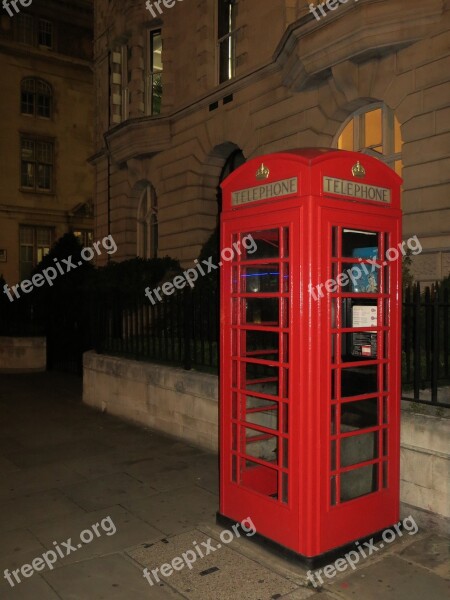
xmin=256 ymin=163 xmax=270 ymax=180
xmin=352 ymin=161 xmax=366 ymax=179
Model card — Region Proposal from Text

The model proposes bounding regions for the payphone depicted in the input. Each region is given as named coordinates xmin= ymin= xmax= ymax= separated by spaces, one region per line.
xmin=218 ymin=149 xmax=402 ymax=560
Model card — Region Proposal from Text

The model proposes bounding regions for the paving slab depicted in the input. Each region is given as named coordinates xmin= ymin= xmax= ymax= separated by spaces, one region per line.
xmin=122 ymin=485 xmax=218 ymax=536
xmin=0 ymin=489 xmax=86 ymax=534
xmin=60 ymin=471 xmax=158 ymax=512
xmin=43 ymin=553 xmax=184 ymax=599
xmin=0 ymin=574 xmax=61 ymax=600
xmin=398 ymin=533 xmax=450 ymax=579
xmin=128 ymin=529 xmax=299 ymax=600
xmin=30 ymin=504 xmax=163 ymax=567
xmin=0 ymin=464 xmax=88 ymax=501
xmin=0 ymin=528 xmax=46 ymax=565
xmin=4 ymin=439 xmax=112 ymax=469
xmin=327 ymin=555 xmax=450 ymax=600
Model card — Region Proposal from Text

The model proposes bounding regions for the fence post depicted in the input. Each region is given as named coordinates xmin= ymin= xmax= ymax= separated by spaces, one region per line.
xmin=431 ymin=284 xmax=439 ymax=404
xmin=183 ymin=287 xmax=192 ymax=370
xmin=413 ymin=283 xmax=421 ymax=401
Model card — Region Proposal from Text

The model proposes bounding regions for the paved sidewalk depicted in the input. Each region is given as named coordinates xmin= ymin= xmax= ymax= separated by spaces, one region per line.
xmin=0 ymin=372 xmax=448 ymax=599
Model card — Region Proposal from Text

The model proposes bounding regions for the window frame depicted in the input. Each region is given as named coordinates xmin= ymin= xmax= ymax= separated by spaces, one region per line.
xmin=145 ymin=29 xmax=163 ymax=116
xmin=38 ymin=18 xmax=53 ymax=49
xmin=334 ymin=103 xmax=402 ymax=176
xmin=20 ymin=78 xmax=53 ymax=119
xmin=20 ymin=135 xmax=55 ymax=193
xmin=19 ymin=225 xmax=54 ymax=280
xmin=137 ymin=184 xmax=158 ymax=259
xmin=217 ymin=0 xmax=238 ymax=84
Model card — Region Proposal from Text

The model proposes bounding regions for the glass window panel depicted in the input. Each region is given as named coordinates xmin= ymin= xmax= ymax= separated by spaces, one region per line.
xmin=394 ymin=116 xmax=402 ymax=154
xmin=21 ymin=92 xmax=34 ymax=114
xmin=340 ymin=398 xmax=378 ymax=431
xmin=20 ymin=227 xmax=34 ymax=244
xmin=364 ymin=108 xmax=382 ymax=148
xmin=37 ymin=164 xmax=52 ymax=190
xmin=341 ymin=263 xmax=379 ymax=294
xmin=242 ymin=265 xmax=279 ymax=293
xmin=394 ymin=160 xmax=403 ymax=177
xmin=245 ymin=363 xmax=279 ymax=396
xmin=245 ymin=298 xmax=279 ymax=326
xmin=242 ymin=229 xmax=279 ymax=259
xmin=38 ymin=19 xmax=53 ymax=47
xmin=245 ymin=396 xmax=278 ymax=431
xmin=340 ymin=464 xmax=378 ymax=502
xmin=342 ymin=229 xmax=379 ymax=258
xmin=338 ymin=120 xmax=354 ymax=150
xmin=245 ymin=330 xmax=279 ymax=360
xmin=37 ymin=228 xmax=51 ymax=245
xmin=21 ymin=139 xmax=35 ymax=159
xmin=342 ymin=331 xmax=378 ymax=361
xmin=21 ymin=163 xmax=34 ymax=187
xmin=245 ymin=427 xmax=278 ymax=463
xmin=341 ymin=365 xmax=378 ymax=397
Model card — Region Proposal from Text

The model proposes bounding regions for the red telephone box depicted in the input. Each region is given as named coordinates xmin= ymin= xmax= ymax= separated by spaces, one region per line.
xmin=218 ymin=148 xmax=402 ymax=560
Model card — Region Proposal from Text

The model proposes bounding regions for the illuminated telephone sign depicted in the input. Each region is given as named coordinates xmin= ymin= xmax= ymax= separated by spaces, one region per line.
xmin=218 ymin=148 xmax=403 ymax=561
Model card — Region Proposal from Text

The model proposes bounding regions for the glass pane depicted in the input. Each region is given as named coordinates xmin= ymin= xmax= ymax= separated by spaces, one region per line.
xmin=21 ymin=139 xmax=35 ymax=159
xmin=242 ymin=229 xmax=279 ymax=259
xmin=338 ymin=120 xmax=354 ymax=151
xmin=37 ymin=164 xmax=52 ymax=190
xmin=245 ymin=427 xmax=278 ymax=463
xmin=340 ymin=464 xmax=378 ymax=502
xmin=394 ymin=116 xmax=402 ymax=153
xmin=245 ymin=330 xmax=279 ymax=361
xmin=394 ymin=160 xmax=403 ymax=177
xmin=245 ymin=396 xmax=278 ymax=431
xmin=245 ymin=363 xmax=278 ymax=396
xmin=342 ymin=331 xmax=378 ymax=361
xmin=340 ymin=398 xmax=378 ymax=433
xmin=364 ymin=108 xmax=382 ymax=148
xmin=342 ymin=229 xmax=379 ymax=258
xmin=37 ymin=227 xmax=51 ymax=245
xmin=21 ymin=162 xmax=34 ymax=187
xmin=341 ymin=365 xmax=378 ymax=397
xmin=38 ymin=19 xmax=53 ymax=47
xmin=37 ymin=94 xmax=51 ymax=118
xmin=341 ymin=431 xmax=378 ymax=467
xmin=245 ymin=298 xmax=279 ymax=326
xmin=242 ymin=265 xmax=279 ymax=293
xmin=21 ymin=92 xmax=34 ymax=114
xmin=341 ymin=264 xmax=379 ymax=294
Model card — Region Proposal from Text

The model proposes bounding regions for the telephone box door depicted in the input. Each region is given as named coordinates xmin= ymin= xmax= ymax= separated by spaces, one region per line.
xmin=220 ymin=208 xmax=302 ymax=548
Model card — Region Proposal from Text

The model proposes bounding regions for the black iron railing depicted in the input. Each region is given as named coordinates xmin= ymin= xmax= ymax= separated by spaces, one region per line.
xmin=402 ymin=283 xmax=449 ymax=407
xmin=90 ymin=286 xmax=219 ymax=373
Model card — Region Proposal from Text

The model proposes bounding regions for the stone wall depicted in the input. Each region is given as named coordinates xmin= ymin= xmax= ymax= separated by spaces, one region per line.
xmin=0 ymin=337 xmax=46 ymax=373
xmin=83 ymin=351 xmax=450 ymax=533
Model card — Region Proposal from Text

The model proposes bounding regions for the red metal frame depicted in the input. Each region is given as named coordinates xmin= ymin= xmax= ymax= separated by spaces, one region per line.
xmin=219 ymin=149 xmax=402 ymax=558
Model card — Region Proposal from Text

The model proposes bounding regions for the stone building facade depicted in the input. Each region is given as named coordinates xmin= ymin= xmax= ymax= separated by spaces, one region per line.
xmin=93 ymin=0 xmax=450 ymax=284
xmin=0 ymin=0 xmax=94 ymax=285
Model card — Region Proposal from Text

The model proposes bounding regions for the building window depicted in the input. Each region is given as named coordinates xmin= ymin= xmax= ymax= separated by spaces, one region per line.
xmin=146 ymin=30 xmax=163 ymax=115
xmin=38 ymin=19 xmax=53 ymax=48
xmin=137 ymin=185 xmax=158 ymax=259
xmin=20 ymin=137 xmax=54 ymax=192
xmin=218 ymin=0 xmax=237 ymax=83
xmin=19 ymin=226 xmax=53 ymax=280
xmin=16 ymin=14 xmax=35 ymax=45
xmin=121 ymin=44 xmax=132 ymax=120
xmin=21 ymin=78 xmax=52 ymax=118
xmin=73 ymin=230 xmax=94 ymax=248
xmin=335 ymin=104 xmax=403 ymax=176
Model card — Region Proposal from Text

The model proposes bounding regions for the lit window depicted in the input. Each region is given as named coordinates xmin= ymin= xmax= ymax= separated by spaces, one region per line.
xmin=137 ymin=185 xmax=158 ymax=259
xmin=21 ymin=137 xmax=54 ymax=192
xmin=21 ymin=78 xmax=52 ymax=118
xmin=218 ymin=0 xmax=237 ymax=83
xmin=336 ymin=104 xmax=403 ymax=176
xmin=73 ymin=230 xmax=94 ymax=248
xmin=19 ymin=226 xmax=53 ymax=280
xmin=146 ymin=30 xmax=162 ymax=116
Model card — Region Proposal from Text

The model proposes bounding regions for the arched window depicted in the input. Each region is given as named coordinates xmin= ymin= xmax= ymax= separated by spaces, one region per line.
xmin=335 ymin=103 xmax=402 ymax=176
xmin=21 ymin=78 xmax=52 ymax=118
xmin=216 ymin=148 xmax=246 ymax=212
xmin=137 ymin=184 xmax=158 ymax=259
